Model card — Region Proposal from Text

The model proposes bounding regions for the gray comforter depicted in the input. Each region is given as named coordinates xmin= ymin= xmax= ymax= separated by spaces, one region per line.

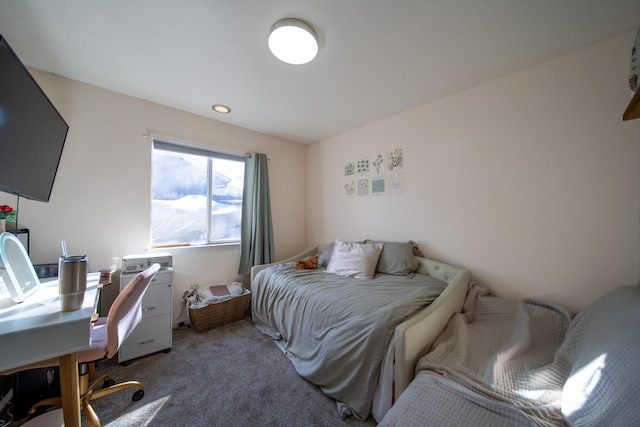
xmin=379 ymin=282 xmax=640 ymax=426
xmin=251 ymin=262 xmax=447 ymax=420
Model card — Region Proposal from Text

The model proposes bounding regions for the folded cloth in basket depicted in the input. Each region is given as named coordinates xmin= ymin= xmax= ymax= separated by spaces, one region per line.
xmin=187 ymin=282 xmax=246 ymax=308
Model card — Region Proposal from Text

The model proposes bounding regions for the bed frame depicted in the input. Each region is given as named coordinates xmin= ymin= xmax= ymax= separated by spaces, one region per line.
xmin=250 ymin=245 xmax=470 ymax=400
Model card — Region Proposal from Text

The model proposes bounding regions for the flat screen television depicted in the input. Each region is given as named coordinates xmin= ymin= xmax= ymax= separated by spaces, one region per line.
xmin=0 ymin=34 xmax=68 ymax=203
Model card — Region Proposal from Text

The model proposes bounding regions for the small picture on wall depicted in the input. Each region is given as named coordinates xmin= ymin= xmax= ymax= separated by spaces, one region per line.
xmin=372 ymin=154 xmax=384 ymax=174
xmin=344 ymin=181 xmax=355 ymax=197
xmin=357 ymin=178 xmax=369 ymax=197
xmin=357 ymin=158 xmax=370 ymax=175
xmin=344 ymin=161 xmax=355 ymax=176
xmin=372 ymin=176 xmax=385 ymax=196
xmin=387 ymin=148 xmax=404 ymax=172
xmin=388 ymin=173 xmax=404 ymax=196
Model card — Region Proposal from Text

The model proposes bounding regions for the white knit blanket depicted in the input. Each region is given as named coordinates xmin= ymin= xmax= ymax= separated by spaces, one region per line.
xmin=380 ymin=282 xmax=640 ymax=426
xmin=381 ymin=281 xmax=571 ymax=426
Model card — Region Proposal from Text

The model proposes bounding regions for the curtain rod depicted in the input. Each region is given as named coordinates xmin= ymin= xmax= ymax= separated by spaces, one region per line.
xmin=142 ymin=133 xmax=270 ymax=160
xmin=142 ymin=133 xmax=256 ymax=158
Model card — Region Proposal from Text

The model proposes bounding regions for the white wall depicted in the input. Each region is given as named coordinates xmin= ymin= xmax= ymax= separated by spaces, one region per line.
xmin=307 ymin=31 xmax=640 ymax=312
xmin=2 ymin=31 xmax=638 ymax=320
xmin=0 ymin=72 xmax=307 ymax=323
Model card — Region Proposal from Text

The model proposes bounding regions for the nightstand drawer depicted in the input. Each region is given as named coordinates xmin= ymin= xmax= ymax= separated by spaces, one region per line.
xmin=119 ymin=263 xmax=173 ymax=363
xmin=141 ymin=281 xmax=171 ymax=318
xmin=119 ymin=314 xmax=172 ymax=362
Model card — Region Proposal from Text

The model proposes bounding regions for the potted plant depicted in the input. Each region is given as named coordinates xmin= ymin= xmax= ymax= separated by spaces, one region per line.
xmin=0 ymin=205 xmax=17 ymax=232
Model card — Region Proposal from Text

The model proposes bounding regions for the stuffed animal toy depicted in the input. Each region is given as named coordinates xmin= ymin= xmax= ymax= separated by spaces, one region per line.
xmin=296 ymin=255 xmax=318 ymax=270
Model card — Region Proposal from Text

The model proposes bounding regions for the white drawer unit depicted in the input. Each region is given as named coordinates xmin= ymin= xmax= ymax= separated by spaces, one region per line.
xmin=118 ymin=253 xmax=173 ymax=364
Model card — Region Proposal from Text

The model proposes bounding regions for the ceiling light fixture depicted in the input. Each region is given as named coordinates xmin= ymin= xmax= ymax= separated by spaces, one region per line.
xmin=268 ymin=18 xmax=318 ymax=65
xmin=212 ymin=104 xmax=231 ymax=114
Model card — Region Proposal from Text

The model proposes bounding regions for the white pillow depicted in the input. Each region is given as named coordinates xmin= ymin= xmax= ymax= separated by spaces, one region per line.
xmin=326 ymin=239 xmax=384 ymax=279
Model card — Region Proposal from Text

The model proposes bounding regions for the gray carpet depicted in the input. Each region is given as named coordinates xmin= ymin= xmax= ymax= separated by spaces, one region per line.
xmin=80 ymin=318 xmax=377 ymax=426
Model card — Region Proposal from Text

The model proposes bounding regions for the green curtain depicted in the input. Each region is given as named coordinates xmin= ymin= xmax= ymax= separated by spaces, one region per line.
xmin=238 ymin=153 xmax=274 ymax=275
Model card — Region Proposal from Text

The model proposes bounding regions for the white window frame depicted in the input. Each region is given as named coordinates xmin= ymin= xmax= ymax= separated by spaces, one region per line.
xmin=151 ymin=138 xmax=245 ymax=247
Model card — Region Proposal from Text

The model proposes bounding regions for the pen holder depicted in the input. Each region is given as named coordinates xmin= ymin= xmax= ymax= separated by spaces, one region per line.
xmin=58 ymin=255 xmax=88 ymax=312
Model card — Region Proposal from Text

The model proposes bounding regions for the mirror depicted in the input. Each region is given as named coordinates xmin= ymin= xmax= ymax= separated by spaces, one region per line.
xmin=0 ymin=231 xmax=40 ymax=302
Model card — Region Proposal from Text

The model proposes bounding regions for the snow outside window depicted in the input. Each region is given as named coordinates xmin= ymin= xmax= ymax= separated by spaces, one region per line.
xmin=151 ymin=140 xmax=244 ymax=247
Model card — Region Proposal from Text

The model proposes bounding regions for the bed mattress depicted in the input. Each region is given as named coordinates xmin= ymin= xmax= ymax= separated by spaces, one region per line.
xmin=251 ymin=262 xmax=446 ymax=420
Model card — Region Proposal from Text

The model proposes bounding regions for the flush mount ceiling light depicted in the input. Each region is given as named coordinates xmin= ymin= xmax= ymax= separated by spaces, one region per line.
xmin=268 ymin=18 xmax=318 ymax=65
xmin=212 ymin=104 xmax=231 ymax=114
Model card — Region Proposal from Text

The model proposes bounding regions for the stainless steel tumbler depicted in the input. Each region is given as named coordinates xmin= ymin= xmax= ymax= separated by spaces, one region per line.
xmin=58 ymin=255 xmax=88 ymax=311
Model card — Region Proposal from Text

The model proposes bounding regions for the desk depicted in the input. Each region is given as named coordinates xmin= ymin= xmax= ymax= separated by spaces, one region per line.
xmin=0 ymin=273 xmax=100 ymax=427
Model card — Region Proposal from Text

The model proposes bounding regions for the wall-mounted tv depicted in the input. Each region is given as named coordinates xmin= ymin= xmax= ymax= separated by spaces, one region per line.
xmin=0 ymin=34 xmax=68 ymax=203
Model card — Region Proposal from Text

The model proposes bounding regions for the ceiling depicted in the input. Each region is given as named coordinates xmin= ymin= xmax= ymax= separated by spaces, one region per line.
xmin=0 ymin=1 xmax=639 ymax=144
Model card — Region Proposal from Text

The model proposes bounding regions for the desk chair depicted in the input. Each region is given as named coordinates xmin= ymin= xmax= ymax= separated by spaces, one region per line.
xmin=1 ymin=263 xmax=161 ymax=427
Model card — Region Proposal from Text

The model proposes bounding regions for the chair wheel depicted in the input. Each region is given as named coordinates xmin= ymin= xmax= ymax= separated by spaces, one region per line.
xmin=103 ymin=378 xmax=116 ymax=388
xmin=132 ymin=389 xmax=144 ymax=401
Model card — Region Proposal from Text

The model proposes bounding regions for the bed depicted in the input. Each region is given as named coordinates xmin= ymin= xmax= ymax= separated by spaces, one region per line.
xmin=250 ymin=241 xmax=470 ymax=421
xmin=378 ymin=282 xmax=640 ymax=426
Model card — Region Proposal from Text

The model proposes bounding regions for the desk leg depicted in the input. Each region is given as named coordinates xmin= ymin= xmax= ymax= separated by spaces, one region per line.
xmin=59 ymin=353 xmax=81 ymax=427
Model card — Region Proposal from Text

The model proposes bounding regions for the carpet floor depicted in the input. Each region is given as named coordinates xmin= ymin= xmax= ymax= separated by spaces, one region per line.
xmin=33 ymin=318 xmax=378 ymax=426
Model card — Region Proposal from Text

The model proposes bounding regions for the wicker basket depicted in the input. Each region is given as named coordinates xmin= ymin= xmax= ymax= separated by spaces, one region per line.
xmin=187 ymin=291 xmax=251 ymax=332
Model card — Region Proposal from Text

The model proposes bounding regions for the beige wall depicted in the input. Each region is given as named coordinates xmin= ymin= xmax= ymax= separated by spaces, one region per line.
xmin=307 ymin=31 xmax=640 ymax=312
xmin=2 ymin=31 xmax=638 ymax=320
xmin=0 ymin=72 xmax=307 ymax=322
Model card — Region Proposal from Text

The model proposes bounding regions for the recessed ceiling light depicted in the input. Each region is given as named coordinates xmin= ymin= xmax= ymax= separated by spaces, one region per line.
xmin=212 ymin=104 xmax=231 ymax=114
xmin=268 ymin=18 xmax=318 ymax=65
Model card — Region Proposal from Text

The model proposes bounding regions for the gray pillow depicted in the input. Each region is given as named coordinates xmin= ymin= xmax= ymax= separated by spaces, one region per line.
xmin=559 ymin=285 xmax=640 ymax=426
xmin=318 ymin=242 xmax=335 ymax=267
xmin=365 ymin=240 xmax=420 ymax=275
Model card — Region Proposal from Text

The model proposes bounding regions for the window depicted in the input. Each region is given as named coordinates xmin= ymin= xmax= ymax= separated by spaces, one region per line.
xmin=151 ymin=140 xmax=244 ymax=247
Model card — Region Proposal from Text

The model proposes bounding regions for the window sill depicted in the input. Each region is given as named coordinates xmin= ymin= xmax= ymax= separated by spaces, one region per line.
xmin=147 ymin=241 xmax=240 ymax=254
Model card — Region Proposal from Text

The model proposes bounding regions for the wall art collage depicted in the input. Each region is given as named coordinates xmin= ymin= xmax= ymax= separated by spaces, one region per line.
xmin=343 ymin=148 xmax=404 ymax=198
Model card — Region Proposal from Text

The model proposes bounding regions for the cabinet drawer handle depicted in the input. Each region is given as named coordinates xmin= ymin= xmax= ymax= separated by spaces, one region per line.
xmin=143 ymin=306 xmax=157 ymax=312
xmin=139 ymin=339 xmax=155 ymax=345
